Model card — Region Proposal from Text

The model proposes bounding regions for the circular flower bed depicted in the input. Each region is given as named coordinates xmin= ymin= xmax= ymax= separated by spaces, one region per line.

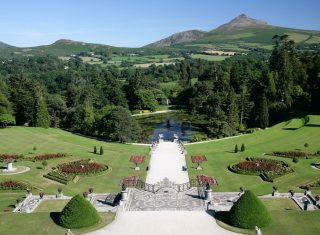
xmin=59 ymin=160 xmax=108 ymax=175
xmin=229 ymin=157 xmax=294 ymax=182
xmin=0 ymin=180 xmax=29 ymax=190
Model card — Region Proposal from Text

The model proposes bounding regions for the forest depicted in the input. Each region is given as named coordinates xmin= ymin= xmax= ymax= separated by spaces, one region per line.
xmin=0 ymin=35 xmax=319 ymax=142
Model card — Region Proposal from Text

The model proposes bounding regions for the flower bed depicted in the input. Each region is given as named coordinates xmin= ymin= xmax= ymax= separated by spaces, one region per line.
xmin=0 ymin=180 xmax=29 ymax=190
xmin=0 ymin=154 xmax=24 ymax=162
xmin=272 ymin=151 xmax=319 ymax=159
xmin=60 ymin=160 xmax=107 ymax=175
xmin=229 ymin=157 xmax=294 ymax=182
xmin=191 ymin=155 xmax=207 ymax=163
xmin=197 ymin=175 xmax=218 ymax=186
xmin=300 ymin=179 xmax=320 ymax=190
xmin=129 ymin=156 xmax=145 ymax=164
xmin=120 ymin=175 xmax=140 ymax=187
xmin=33 ymin=153 xmax=66 ymax=161
xmin=43 ymin=159 xmax=108 ymax=184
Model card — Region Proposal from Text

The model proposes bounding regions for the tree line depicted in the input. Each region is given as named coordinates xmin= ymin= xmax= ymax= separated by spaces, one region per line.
xmin=0 ymin=35 xmax=319 ymax=141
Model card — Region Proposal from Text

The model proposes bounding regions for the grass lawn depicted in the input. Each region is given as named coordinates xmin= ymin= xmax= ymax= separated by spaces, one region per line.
xmin=0 ymin=127 xmax=149 ymax=196
xmin=217 ymin=198 xmax=320 ymax=235
xmin=186 ymin=115 xmax=320 ymax=195
xmin=0 ymin=210 xmax=115 ymax=235
xmin=35 ymin=200 xmax=69 ymax=212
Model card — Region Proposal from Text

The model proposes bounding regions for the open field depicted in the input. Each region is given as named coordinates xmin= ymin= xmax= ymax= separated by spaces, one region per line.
xmin=186 ymin=115 xmax=320 ymax=195
xmin=0 ymin=127 xmax=149 ymax=195
xmin=191 ymin=54 xmax=230 ymax=61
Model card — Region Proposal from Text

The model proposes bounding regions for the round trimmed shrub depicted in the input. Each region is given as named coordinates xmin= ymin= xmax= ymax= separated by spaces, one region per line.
xmin=58 ymin=194 xmax=100 ymax=228
xmin=228 ymin=190 xmax=271 ymax=229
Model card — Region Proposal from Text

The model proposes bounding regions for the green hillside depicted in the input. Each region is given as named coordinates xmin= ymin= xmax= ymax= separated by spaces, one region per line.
xmin=179 ymin=26 xmax=320 ymax=51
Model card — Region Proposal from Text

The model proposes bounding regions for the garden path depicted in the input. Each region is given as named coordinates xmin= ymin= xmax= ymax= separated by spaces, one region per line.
xmin=146 ymin=141 xmax=189 ymax=184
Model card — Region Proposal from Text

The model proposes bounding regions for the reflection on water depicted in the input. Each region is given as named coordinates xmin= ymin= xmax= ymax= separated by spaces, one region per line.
xmin=136 ymin=111 xmax=194 ymax=143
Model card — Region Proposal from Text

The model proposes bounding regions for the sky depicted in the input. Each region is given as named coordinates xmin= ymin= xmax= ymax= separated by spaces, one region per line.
xmin=0 ymin=0 xmax=320 ymax=48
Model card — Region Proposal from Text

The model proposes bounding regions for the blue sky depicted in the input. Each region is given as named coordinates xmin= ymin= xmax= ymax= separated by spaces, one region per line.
xmin=0 ymin=0 xmax=319 ymax=47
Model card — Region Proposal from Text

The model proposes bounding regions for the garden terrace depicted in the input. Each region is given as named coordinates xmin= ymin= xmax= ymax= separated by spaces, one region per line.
xmin=229 ymin=157 xmax=294 ymax=182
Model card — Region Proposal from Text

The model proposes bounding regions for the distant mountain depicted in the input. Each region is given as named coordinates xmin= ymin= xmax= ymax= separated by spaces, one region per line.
xmin=145 ymin=30 xmax=207 ymax=47
xmin=146 ymin=14 xmax=320 ymax=51
xmin=213 ymin=14 xmax=269 ymax=32
xmin=0 ymin=41 xmax=15 ymax=49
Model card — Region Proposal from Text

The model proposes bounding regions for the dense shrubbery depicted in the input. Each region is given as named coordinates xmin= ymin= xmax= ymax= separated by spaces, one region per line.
xmin=33 ymin=153 xmax=66 ymax=161
xmin=58 ymin=194 xmax=100 ymax=228
xmin=0 ymin=180 xmax=29 ymax=190
xmin=229 ymin=157 xmax=294 ymax=182
xmin=228 ymin=190 xmax=271 ymax=229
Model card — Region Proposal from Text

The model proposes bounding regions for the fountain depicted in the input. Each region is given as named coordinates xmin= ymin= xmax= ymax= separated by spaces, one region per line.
xmin=3 ymin=159 xmax=17 ymax=172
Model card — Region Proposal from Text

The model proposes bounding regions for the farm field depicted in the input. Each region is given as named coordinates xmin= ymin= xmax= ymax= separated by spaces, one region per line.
xmin=191 ymin=54 xmax=230 ymax=61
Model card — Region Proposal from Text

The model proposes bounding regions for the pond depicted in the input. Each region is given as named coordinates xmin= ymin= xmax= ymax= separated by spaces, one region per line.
xmin=135 ymin=111 xmax=206 ymax=143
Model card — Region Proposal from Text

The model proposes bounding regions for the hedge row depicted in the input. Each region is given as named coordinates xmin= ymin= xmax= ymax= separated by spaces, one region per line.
xmin=43 ymin=171 xmax=74 ymax=184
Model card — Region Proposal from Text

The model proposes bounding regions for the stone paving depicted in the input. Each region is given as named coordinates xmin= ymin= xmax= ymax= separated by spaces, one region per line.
xmin=125 ymin=188 xmax=205 ymax=211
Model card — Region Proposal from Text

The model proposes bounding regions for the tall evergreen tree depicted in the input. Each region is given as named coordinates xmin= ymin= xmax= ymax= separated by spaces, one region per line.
xmin=258 ymin=93 xmax=269 ymax=129
xmin=34 ymin=94 xmax=51 ymax=128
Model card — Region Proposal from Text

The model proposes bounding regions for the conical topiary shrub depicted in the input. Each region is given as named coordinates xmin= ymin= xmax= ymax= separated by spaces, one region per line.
xmin=58 ymin=194 xmax=100 ymax=229
xmin=228 ymin=190 xmax=271 ymax=229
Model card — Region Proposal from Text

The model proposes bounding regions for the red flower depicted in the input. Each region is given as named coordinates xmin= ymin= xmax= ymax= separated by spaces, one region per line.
xmin=129 ymin=156 xmax=145 ymax=164
xmin=191 ymin=155 xmax=207 ymax=163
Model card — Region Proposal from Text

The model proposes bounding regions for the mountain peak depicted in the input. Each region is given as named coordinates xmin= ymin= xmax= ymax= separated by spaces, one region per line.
xmin=214 ymin=14 xmax=269 ymax=32
xmin=145 ymin=30 xmax=207 ymax=47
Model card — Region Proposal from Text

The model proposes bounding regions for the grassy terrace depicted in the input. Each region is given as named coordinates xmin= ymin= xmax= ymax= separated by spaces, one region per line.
xmin=186 ymin=115 xmax=320 ymax=195
xmin=0 ymin=127 xmax=149 ymax=195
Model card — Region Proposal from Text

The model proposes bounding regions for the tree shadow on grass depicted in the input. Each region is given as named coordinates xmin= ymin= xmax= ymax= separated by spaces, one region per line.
xmin=50 ymin=212 xmax=61 ymax=226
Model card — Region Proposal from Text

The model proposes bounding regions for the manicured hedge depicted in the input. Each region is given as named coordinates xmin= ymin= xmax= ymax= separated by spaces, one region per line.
xmin=58 ymin=194 xmax=100 ymax=228
xmin=272 ymin=151 xmax=320 ymax=159
xmin=228 ymin=190 xmax=271 ymax=229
